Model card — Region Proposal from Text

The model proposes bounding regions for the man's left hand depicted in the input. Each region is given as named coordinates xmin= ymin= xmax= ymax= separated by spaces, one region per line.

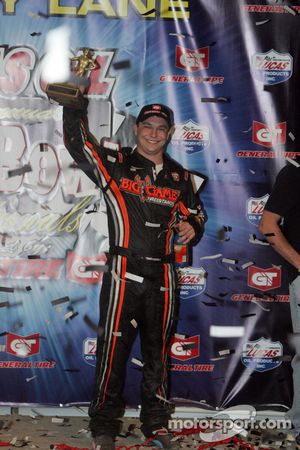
xmin=175 ymin=221 xmax=195 ymax=244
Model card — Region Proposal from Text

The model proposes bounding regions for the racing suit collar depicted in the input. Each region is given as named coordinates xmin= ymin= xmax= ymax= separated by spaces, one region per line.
xmin=131 ymin=148 xmax=163 ymax=168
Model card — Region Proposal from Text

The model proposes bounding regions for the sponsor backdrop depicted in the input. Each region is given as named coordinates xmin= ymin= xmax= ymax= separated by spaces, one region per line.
xmin=0 ymin=0 xmax=298 ymax=410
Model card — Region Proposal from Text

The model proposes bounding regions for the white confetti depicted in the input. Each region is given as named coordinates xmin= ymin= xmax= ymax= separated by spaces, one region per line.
xmin=125 ymin=272 xmax=144 ymax=283
xmin=26 ymin=375 xmax=38 ymax=382
xmin=249 ymin=234 xmax=270 ymax=246
xmin=102 ymin=140 xmax=120 ymax=151
xmin=145 ymin=221 xmax=161 ymax=227
xmin=200 ymin=253 xmax=222 ymax=260
xmin=155 ymin=393 xmax=172 ymax=403
xmin=130 ymin=319 xmax=138 ymax=328
xmin=210 ymin=356 xmax=227 ymax=361
xmin=174 ymin=333 xmax=186 ymax=339
xmin=251 ymin=299 xmax=271 ymax=311
xmin=131 ymin=357 xmax=144 ymax=367
xmin=210 ymin=325 xmax=245 ymax=337
xmin=51 ymin=417 xmax=65 ymax=423
xmin=285 ymin=157 xmax=300 ymax=168
xmin=255 ymin=19 xmax=271 ymax=25
xmin=63 ymin=311 xmax=75 ymax=321
xmin=284 ymin=5 xmax=296 ymax=15
xmin=288 ymin=131 xmax=295 ymax=141
xmin=112 ymin=331 xmax=122 ymax=337
xmin=169 ymin=32 xmax=187 ymax=38
xmin=241 ymin=261 xmax=255 ymax=270
xmin=218 ymin=349 xmax=232 ymax=356
xmin=222 ymin=257 xmax=237 ymax=265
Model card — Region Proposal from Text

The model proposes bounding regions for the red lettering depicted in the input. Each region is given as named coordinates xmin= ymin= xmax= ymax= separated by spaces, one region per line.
xmin=178 ymin=275 xmax=200 ymax=284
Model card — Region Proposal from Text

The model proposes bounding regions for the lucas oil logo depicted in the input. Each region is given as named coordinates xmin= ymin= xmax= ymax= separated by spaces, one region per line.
xmin=241 ymin=337 xmax=283 ymax=372
xmin=252 ymin=121 xmax=286 ymax=148
xmin=246 ymin=194 xmax=269 ymax=226
xmin=248 ymin=266 xmax=281 ymax=292
xmin=172 ymin=120 xmax=210 ymax=154
xmin=83 ymin=338 xmax=97 ymax=367
xmin=177 ymin=267 xmax=206 ymax=299
xmin=251 ymin=50 xmax=293 ymax=85
xmin=175 ymin=46 xmax=209 ymax=72
xmin=168 ymin=335 xmax=200 ymax=361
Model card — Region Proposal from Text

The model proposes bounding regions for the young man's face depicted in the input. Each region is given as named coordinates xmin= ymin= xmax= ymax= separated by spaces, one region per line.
xmin=134 ymin=116 xmax=173 ymax=162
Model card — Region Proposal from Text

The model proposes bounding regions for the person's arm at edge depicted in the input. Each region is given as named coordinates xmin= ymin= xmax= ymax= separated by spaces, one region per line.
xmin=63 ymin=103 xmax=103 ymax=187
xmin=259 ymin=209 xmax=300 ymax=270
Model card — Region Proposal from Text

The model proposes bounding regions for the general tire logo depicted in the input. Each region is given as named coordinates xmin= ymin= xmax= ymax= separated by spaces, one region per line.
xmin=168 ymin=335 xmax=200 ymax=361
xmin=252 ymin=121 xmax=286 ymax=148
xmin=176 ymin=46 xmax=209 ymax=72
xmin=66 ymin=251 xmax=107 ymax=285
xmin=248 ymin=266 xmax=281 ymax=291
xmin=6 ymin=333 xmax=40 ymax=357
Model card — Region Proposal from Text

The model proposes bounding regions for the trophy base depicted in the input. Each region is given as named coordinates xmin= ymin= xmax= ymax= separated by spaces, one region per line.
xmin=46 ymin=82 xmax=86 ymax=109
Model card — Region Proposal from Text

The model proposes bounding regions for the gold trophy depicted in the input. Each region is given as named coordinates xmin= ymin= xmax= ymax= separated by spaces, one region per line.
xmin=46 ymin=48 xmax=98 ymax=109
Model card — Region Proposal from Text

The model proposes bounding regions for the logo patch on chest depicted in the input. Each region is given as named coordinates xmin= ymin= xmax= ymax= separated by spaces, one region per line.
xmin=119 ymin=176 xmax=180 ymax=206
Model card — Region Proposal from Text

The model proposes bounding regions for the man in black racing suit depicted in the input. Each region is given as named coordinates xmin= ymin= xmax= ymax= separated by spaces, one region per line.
xmin=63 ymin=102 xmax=206 ymax=450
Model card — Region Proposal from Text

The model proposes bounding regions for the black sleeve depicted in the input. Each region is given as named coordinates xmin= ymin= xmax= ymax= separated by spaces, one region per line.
xmin=63 ymin=106 xmax=120 ymax=189
xmin=264 ymin=165 xmax=300 ymax=218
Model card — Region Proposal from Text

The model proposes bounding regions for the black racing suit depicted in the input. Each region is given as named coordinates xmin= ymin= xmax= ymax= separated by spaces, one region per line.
xmin=63 ymin=106 xmax=205 ymax=438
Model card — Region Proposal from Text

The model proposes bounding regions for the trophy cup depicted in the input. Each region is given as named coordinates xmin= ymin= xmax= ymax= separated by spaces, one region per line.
xmin=46 ymin=48 xmax=97 ymax=109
